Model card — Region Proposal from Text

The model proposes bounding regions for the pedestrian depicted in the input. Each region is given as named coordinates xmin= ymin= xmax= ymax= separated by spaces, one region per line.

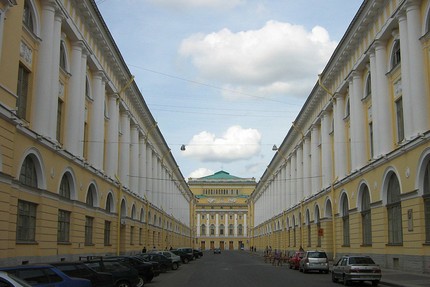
xmin=142 ymin=246 xmax=147 ymax=253
xmin=169 ymin=246 xmax=173 ymax=250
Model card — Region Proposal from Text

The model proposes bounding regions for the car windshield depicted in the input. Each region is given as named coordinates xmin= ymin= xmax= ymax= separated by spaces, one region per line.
xmin=349 ymin=257 xmax=375 ymax=264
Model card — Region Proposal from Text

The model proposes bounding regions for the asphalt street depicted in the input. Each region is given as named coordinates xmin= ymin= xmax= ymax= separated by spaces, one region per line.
xmin=148 ymin=251 xmax=377 ymax=287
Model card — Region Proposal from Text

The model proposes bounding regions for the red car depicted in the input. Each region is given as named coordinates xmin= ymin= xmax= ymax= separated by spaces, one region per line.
xmin=289 ymin=251 xmax=305 ymax=270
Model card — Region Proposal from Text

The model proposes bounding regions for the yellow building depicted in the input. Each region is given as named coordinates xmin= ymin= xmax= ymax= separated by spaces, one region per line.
xmin=251 ymin=0 xmax=430 ymax=273
xmin=0 ymin=0 xmax=192 ymax=266
xmin=188 ymin=171 xmax=256 ymax=251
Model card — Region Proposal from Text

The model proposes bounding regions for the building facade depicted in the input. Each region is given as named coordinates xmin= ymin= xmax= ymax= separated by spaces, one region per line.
xmin=251 ymin=0 xmax=430 ymax=273
xmin=0 ymin=0 xmax=192 ymax=266
xmin=189 ymin=171 xmax=256 ymax=251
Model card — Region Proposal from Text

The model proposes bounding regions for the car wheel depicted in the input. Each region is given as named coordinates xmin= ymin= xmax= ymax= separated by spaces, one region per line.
xmin=172 ymin=262 xmax=178 ymax=270
xmin=343 ymin=276 xmax=350 ymax=286
xmin=372 ymin=280 xmax=379 ymax=286
xmin=331 ymin=272 xmax=337 ymax=283
xmin=183 ymin=258 xmax=189 ymax=264
xmin=116 ymin=280 xmax=131 ymax=287
xmin=303 ymin=268 xmax=307 ymax=274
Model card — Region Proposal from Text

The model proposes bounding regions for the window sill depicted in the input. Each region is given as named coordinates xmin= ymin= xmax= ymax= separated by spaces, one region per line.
xmin=85 ymin=243 xmax=95 ymax=246
xmin=16 ymin=241 xmax=38 ymax=245
xmin=360 ymin=244 xmax=372 ymax=247
xmin=341 ymin=244 xmax=350 ymax=247
xmin=57 ymin=242 xmax=72 ymax=245
xmin=386 ymin=243 xmax=403 ymax=247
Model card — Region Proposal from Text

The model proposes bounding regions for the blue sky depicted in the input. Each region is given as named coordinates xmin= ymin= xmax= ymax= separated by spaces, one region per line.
xmin=96 ymin=0 xmax=363 ymax=180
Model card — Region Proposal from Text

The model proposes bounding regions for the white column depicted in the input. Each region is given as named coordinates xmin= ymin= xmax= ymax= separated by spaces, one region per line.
xmin=64 ymin=41 xmax=83 ymax=155
xmin=334 ymin=94 xmax=347 ymax=178
xmin=310 ymin=124 xmax=321 ymax=194
xmin=374 ymin=41 xmax=393 ymax=155
xmin=350 ymin=72 xmax=366 ymax=170
xmin=225 ymin=214 xmax=228 ymax=235
xmin=290 ymin=152 xmax=297 ymax=205
xmin=146 ymin=145 xmax=153 ymax=202
xmin=119 ymin=111 xmax=130 ymax=187
xmin=286 ymin=161 xmax=291 ymax=208
xmin=78 ymin=50 xmax=88 ymax=157
xmin=49 ymin=12 xmax=63 ymax=140
xmin=32 ymin=1 xmax=56 ymax=136
xmin=234 ymin=214 xmax=238 ymax=237
xmin=129 ymin=125 xmax=139 ymax=192
xmin=215 ymin=214 xmax=219 ymax=236
xmin=303 ymin=135 xmax=311 ymax=198
xmin=244 ymin=214 xmax=247 ymax=237
xmin=88 ymin=71 xmax=106 ymax=170
xmin=197 ymin=214 xmax=200 ymax=237
xmin=397 ymin=13 xmax=413 ymax=140
xmin=405 ymin=2 xmax=428 ymax=136
xmin=321 ymin=111 xmax=333 ymax=188
xmin=280 ymin=165 xmax=286 ymax=211
xmin=206 ymin=214 xmax=210 ymax=236
xmin=296 ymin=145 xmax=303 ymax=201
xmin=105 ymin=95 xmax=119 ymax=177
xmin=369 ymin=52 xmax=378 ymax=158
xmin=139 ymin=134 xmax=147 ymax=197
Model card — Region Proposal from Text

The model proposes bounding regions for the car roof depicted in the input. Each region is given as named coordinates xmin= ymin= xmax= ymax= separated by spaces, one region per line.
xmin=0 ymin=264 xmax=55 ymax=270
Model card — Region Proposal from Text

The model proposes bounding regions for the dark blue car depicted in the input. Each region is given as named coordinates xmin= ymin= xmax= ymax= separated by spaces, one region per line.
xmin=0 ymin=264 xmax=92 ymax=287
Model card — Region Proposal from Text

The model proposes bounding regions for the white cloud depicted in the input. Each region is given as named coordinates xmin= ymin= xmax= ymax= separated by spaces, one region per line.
xmin=179 ymin=20 xmax=337 ymax=99
xmin=182 ymin=125 xmax=261 ymax=162
xmin=146 ymin=0 xmax=244 ymax=9
xmin=188 ymin=168 xmax=214 ymax=180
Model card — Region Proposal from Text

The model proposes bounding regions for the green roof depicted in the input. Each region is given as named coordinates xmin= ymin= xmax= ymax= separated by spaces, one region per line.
xmin=200 ymin=171 xmax=240 ymax=180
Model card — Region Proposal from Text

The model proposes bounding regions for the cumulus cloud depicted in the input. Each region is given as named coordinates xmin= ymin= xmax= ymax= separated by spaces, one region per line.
xmin=188 ymin=168 xmax=214 ymax=180
xmin=146 ymin=0 xmax=244 ymax=9
xmin=182 ymin=125 xmax=261 ymax=162
xmin=179 ymin=21 xmax=337 ymax=99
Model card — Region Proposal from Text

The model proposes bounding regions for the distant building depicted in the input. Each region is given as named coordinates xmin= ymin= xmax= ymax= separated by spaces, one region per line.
xmin=189 ymin=171 xmax=256 ymax=250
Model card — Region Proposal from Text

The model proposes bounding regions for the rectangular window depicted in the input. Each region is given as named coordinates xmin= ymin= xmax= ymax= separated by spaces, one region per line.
xmin=130 ymin=226 xmax=134 ymax=245
xmin=104 ymin=221 xmax=111 ymax=246
xmin=362 ymin=211 xmax=372 ymax=245
xmin=85 ymin=216 xmax=93 ymax=245
xmin=343 ymin=216 xmax=350 ymax=246
xmin=56 ymin=99 xmax=63 ymax=143
xmin=16 ymin=200 xmax=37 ymax=242
xmin=139 ymin=228 xmax=143 ymax=245
xmin=57 ymin=209 xmax=70 ymax=243
xmin=395 ymin=98 xmax=404 ymax=143
xmin=17 ymin=65 xmax=30 ymax=120
xmin=369 ymin=122 xmax=374 ymax=159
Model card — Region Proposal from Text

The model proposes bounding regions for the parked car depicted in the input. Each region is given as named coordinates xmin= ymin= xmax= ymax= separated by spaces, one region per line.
xmin=0 ymin=265 xmax=92 ymax=287
xmin=104 ymin=256 xmax=155 ymax=283
xmin=139 ymin=254 xmax=172 ymax=273
xmin=0 ymin=271 xmax=32 ymax=287
xmin=299 ymin=251 xmax=329 ymax=273
xmin=50 ymin=261 xmax=114 ymax=287
xmin=149 ymin=251 xmax=181 ymax=270
xmin=81 ymin=257 xmax=143 ymax=287
xmin=134 ymin=255 xmax=161 ymax=277
xmin=331 ymin=255 xmax=382 ymax=286
xmin=213 ymin=248 xmax=221 ymax=254
xmin=176 ymin=248 xmax=195 ymax=260
xmin=171 ymin=249 xmax=193 ymax=264
xmin=193 ymin=249 xmax=203 ymax=258
xmin=288 ymin=251 xmax=305 ymax=270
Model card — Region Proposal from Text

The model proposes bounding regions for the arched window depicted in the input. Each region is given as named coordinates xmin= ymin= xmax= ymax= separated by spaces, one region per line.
xmin=59 ymin=41 xmax=67 ymax=71
xmin=86 ymin=185 xmax=95 ymax=207
xmin=201 ymin=224 xmax=206 ymax=235
xmin=365 ymin=73 xmax=372 ymax=99
xmin=229 ymin=224 xmax=234 ymax=235
xmin=19 ymin=155 xmax=38 ymax=188
xmin=23 ymin=0 xmax=34 ymax=32
xmin=148 ymin=211 xmax=151 ymax=224
xmin=315 ymin=206 xmax=321 ymax=247
xmin=238 ymin=224 xmax=243 ymax=236
xmin=59 ymin=173 xmax=71 ymax=199
xmin=210 ymin=224 xmax=215 ymax=236
xmin=391 ymin=40 xmax=401 ymax=68
xmin=387 ymin=173 xmax=403 ymax=244
xmin=219 ymin=224 xmax=225 ymax=235
xmin=361 ymin=185 xmax=372 ymax=245
xmin=106 ymin=193 xmax=113 ymax=213
xmin=424 ymin=161 xmax=430 ymax=243
xmin=341 ymin=193 xmax=350 ymax=246
xmin=153 ymin=214 xmax=157 ymax=226
xmin=131 ymin=205 xmax=136 ymax=220
xmin=140 ymin=208 xmax=145 ymax=222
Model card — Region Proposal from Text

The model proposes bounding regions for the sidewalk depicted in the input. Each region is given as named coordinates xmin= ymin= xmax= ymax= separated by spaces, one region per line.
xmin=379 ymin=268 xmax=430 ymax=287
